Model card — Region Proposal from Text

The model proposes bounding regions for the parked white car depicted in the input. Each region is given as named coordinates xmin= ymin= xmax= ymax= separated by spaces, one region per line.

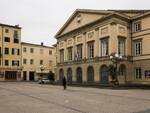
xmin=38 ymin=78 xmax=50 ymax=84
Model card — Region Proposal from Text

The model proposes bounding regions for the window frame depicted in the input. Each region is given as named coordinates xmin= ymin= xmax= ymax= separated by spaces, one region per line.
xmin=134 ymin=21 xmax=141 ymax=32
xmin=118 ymin=37 xmax=126 ymax=56
xmin=87 ymin=42 xmax=94 ymax=58
xmin=101 ymin=38 xmax=109 ymax=57
xmin=134 ymin=39 xmax=142 ymax=56
xmin=135 ymin=67 xmax=142 ymax=79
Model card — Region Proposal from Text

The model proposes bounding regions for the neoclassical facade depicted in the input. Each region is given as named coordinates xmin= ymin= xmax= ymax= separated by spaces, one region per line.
xmin=55 ymin=9 xmax=150 ymax=85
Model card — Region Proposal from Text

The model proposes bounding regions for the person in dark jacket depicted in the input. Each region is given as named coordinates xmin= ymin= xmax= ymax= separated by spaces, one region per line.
xmin=63 ymin=76 xmax=67 ymax=90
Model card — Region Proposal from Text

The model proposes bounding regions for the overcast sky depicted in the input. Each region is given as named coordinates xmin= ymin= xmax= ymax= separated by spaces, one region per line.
xmin=0 ymin=0 xmax=149 ymax=46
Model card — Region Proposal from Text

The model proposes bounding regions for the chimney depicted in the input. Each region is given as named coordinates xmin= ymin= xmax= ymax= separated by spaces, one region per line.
xmin=41 ymin=42 xmax=44 ymax=46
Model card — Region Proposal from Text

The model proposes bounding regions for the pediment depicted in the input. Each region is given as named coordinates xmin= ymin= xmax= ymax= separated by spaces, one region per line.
xmin=56 ymin=10 xmax=111 ymax=37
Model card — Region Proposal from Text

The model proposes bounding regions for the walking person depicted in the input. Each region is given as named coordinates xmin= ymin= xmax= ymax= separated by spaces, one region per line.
xmin=63 ymin=76 xmax=67 ymax=90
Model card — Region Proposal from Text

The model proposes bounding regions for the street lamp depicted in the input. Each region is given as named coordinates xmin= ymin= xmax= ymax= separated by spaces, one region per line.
xmin=110 ymin=53 xmax=122 ymax=85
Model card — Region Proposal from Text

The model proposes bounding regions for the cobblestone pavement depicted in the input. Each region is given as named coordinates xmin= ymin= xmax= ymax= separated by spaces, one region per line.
xmin=0 ymin=82 xmax=150 ymax=113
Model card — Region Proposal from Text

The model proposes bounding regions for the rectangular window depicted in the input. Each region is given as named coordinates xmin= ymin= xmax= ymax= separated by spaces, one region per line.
xmin=88 ymin=42 xmax=94 ymax=58
xmin=49 ymin=50 xmax=52 ymax=55
xmin=18 ymin=49 xmax=20 ymax=55
xmin=5 ymin=48 xmax=9 ymax=55
xmin=14 ymin=38 xmax=19 ymax=43
xmin=5 ymin=60 xmax=9 ymax=66
xmin=4 ymin=37 xmax=10 ymax=42
xmin=12 ymin=60 xmax=15 ymax=66
xmin=30 ymin=59 xmax=34 ymax=65
xmin=17 ymin=61 xmax=19 ymax=66
xmin=14 ymin=30 xmax=18 ymax=39
xmin=134 ymin=22 xmax=141 ymax=32
xmin=12 ymin=48 xmax=19 ymax=55
xmin=40 ymin=49 xmax=44 ymax=54
xmin=101 ymin=38 xmax=108 ymax=56
xmin=23 ymin=59 xmax=27 ymax=64
xmin=118 ymin=38 xmax=125 ymax=56
xmin=12 ymin=48 xmax=14 ymax=55
xmin=134 ymin=40 xmax=142 ymax=56
xmin=135 ymin=67 xmax=142 ymax=79
xmin=23 ymin=47 xmax=27 ymax=52
xmin=76 ymin=45 xmax=82 ymax=60
xmin=40 ymin=60 xmax=43 ymax=65
xmin=0 ymin=47 xmax=1 ymax=55
xmin=30 ymin=48 xmax=34 ymax=53
xmin=68 ymin=47 xmax=73 ymax=61
xmin=60 ymin=49 xmax=64 ymax=63
xmin=5 ymin=29 xmax=9 ymax=33
xmin=49 ymin=60 xmax=52 ymax=66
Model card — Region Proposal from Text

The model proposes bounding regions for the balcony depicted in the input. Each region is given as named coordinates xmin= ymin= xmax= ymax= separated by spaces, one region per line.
xmin=57 ymin=55 xmax=131 ymax=66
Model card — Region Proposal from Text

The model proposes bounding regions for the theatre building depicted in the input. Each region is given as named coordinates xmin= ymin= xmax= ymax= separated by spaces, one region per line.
xmin=0 ymin=23 xmax=21 ymax=81
xmin=55 ymin=9 xmax=150 ymax=85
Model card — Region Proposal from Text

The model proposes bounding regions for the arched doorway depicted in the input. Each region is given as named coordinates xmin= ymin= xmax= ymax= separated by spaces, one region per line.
xmin=76 ymin=67 xmax=82 ymax=83
xmin=87 ymin=66 xmax=94 ymax=82
xmin=67 ymin=68 xmax=72 ymax=83
xmin=119 ymin=64 xmax=127 ymax=82
xmin=100 ymin=65 xmax=109 ymax=84
xmin=59 ymin=69 xmax=64 ymax=82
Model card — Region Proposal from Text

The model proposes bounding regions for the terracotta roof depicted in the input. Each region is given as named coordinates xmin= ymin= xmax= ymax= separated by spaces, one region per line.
xmin=21 ymin=42 xmax=54 ymax=49
xmin=0 ymin=23 xmax=21 ymax=29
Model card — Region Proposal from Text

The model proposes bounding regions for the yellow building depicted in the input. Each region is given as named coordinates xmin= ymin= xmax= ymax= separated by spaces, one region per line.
xmin=21 ymin=42 xmax=56 ymax=81
xmin=0 ymin=23 xmax=21 ymax=81
xmin=55 ymin=9 xmax=150 ymax=85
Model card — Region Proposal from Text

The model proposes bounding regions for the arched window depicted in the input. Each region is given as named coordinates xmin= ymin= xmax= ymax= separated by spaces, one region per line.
xmin=100 ymin=65 xmax=109 ymax=84
xmin=76 ymin=67 xmax=82 ymax=83
xmin=87 ymin=66 xmax=94 ymax=82
xmin=67 ymin=68 xmax=72 ymax=83
xmin=59 ymin=69 xmax=64 ymax=82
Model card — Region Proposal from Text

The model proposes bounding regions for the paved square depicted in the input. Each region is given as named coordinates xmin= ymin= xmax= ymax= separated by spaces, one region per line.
xmin=0 ymin=82 xmax=150 ymax=113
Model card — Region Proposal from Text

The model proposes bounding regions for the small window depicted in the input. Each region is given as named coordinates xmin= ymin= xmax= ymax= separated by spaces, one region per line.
xmin=23 ymin=47 xmax=27 ymax=52
xmin=14 ymin=38 xmax=19 ymax=43
xmin=30 ymin=48 xmax=34 ymax=53
xmin=40 ymin=49 xmax=44 ymax=54
xmin=12 ymin=60 xmax=15 ymax=66
xmin=0 ymin=47 xmax=1 ymax=55
xmin=4 ymin=37 xmax=10 ymax=42
xmin=5 ymin=48 xmax=9 ymax=55
xmin=134 ymin=22 xmax=141 ymax=32
xmin=23 ymin=59 xmax=27 ymax=64
xmin=12 ymin=48 xmax=15 ymax=55
xmin=5 ymin=29 xmax=9 ymax=33
xmin=17 ymin=49 xmax=20 ymax=55
xmin=49 ymin=50 xmax=52 ymax=55
xmin=30 ymin=59 xmax=34 ymax=65
xmin=134 ymin=40 xmax=142 ymax=56
xmin=40 ymin=60 xmax=43 ymax=65
xmin=135 ymin=67 xmax=142 ymax=79
xmin=5 ymin=60 xmax=9 ymax=66
xmin=49 ymin=60 xmax=52 ymax=66
xmin=14 ymin=30 xmax=18 ymax=39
